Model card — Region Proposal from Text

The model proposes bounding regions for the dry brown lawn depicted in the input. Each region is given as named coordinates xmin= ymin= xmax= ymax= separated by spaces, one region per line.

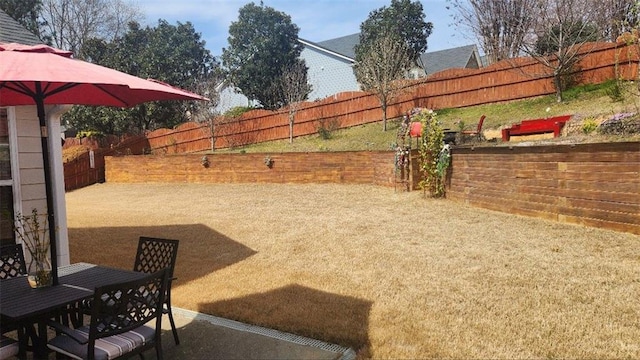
xmin=66 ymin=183 xmax=640 ymax=359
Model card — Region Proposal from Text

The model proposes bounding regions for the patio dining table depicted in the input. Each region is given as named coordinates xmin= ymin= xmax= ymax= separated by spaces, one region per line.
xmin=0 ymin=262 xmax=147 ymax=358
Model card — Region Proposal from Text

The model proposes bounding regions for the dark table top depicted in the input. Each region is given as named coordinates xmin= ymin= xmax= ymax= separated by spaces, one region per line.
xmin=0 ymin=262 xmax=145 ymax=321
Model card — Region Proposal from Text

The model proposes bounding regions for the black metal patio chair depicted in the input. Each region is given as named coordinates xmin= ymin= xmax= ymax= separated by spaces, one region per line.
xmin=47 ymin=269 xmax=169 ymax=360
xmin=0 ymin=244 xmax=27 ymax=359
xmin=0 ymin=244 xmax=26 ymax=280
xmin=134 ymin=236 xmax=180 ymax=345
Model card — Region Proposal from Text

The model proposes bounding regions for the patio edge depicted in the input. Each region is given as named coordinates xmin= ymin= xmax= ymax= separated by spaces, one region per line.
xmin=173 ymin=307 xmax=357 ymax=360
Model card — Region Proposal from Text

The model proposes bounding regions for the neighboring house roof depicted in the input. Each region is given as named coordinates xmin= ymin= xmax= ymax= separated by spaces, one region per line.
xmin=420 ymin=44 xmax=481 ymax=74
xmin=215 ymin=33 xmax=482 ymax=112
xmin=315 ymin=33 xmax=360 ymax=60
xmin=0 ymin=9 xmax=41 ymax=45
xmin=298 ymin=38 xmax=354 ymax=63
xmin=310 ymin=32 xmax=481 ymax=75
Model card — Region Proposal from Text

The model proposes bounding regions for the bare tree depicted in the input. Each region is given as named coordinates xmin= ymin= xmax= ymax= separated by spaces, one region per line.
xmin=521 ymin=0 xmax=601 ymax=102
xmin=280 ymin=61 xmax=311 ymax=143
xmin=589 ymin=0 xmax=637 ymax=41
xmin=189 ymin=78 xmax=221 ymax=152
xmin=40 ymin=0 xmax=142 ymax=59
xmin=448 ymin=0 xmax=539 ymax=64
xmin=354 ymin=33 xmax=412 ymax=131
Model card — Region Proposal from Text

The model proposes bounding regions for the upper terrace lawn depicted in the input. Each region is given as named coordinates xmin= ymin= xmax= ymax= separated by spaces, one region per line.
xmin=211 ymin=81 xmax=640 ymax=154
xmin=66 ymin=182 xmax=640 ymax=359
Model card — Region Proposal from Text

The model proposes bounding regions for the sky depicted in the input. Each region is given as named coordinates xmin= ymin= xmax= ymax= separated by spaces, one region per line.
xmin=135 ymin=0 xmax=475 ymax=58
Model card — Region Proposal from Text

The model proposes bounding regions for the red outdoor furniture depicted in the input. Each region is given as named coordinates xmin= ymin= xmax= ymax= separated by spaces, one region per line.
xmin=409 ymin=122 xmax=422 ymax=138
xmin=461 ymin=115 xmax=486 ymax=140
xmin=501 ymin=115 xmax=572 ymax=141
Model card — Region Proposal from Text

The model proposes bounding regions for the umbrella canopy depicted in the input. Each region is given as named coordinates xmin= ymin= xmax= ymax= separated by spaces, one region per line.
xmin=0 ymin=43 xmax=207 ymax=285
xmin=0 ymin=43 xmax=207 ymax=106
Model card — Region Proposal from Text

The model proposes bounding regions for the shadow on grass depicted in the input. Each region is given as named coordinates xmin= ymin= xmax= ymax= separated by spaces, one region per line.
xmin=198 ymin=284 xmax=372 ymax=357
xmin=69 ymin=226 xmax=370 ymax=356
xmin=68 ymin=223 xmax=257 ymax=284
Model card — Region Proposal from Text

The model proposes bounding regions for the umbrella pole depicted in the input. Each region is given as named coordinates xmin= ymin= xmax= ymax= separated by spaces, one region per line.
xmin=35 ymin=84 xmax=59 ymax=286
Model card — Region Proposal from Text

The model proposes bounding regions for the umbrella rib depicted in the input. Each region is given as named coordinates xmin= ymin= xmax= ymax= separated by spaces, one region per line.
xmin=41 ymin=82 xmax=81 ymax=98
xmin=1 ymin=81 xmax=37 ymax=98
xmin=0 ymin=81 xmax=80 ymax=101
xmin=94 ymin=84 xmax=132 ymax=107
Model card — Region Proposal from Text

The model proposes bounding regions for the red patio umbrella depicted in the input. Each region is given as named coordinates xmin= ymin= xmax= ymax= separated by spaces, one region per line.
xmin=0 ymin=43 xmax=208 ymax=285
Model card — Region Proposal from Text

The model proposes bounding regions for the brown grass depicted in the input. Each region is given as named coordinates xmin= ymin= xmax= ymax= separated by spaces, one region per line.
xmin=66 ymin=183 xmax=640 ymax=359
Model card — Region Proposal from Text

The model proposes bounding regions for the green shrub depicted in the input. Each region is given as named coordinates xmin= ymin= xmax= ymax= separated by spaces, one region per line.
xmin=581 ymin=119 xmax=598 ymax=134
xmin=76 ymin=130 xmax=104 ymax=138
xmin=223 ymin=106 xmax=254 ymax=118
xmin=605 ymin=81 xmax=625 ymax=102
xmin=317 ymin=117 xmax=341 ymax=140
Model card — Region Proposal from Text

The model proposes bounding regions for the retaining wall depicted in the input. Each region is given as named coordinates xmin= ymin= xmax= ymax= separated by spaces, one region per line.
xmin=104 ymin=141 xmax=640 ymax=235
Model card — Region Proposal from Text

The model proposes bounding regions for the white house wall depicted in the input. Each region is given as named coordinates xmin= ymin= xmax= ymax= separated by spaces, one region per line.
xmin=215 ymin=46 xmax=361 ymax=114
xmin=13 ymin=105 xmax=70 ymax=267
xmin=14 ymin=106 xmax=47 ymax=213
xmin=215 ymin=86 xmax=251 ymax=115
xmin=301 ymin=47 xmax=359 ymax=101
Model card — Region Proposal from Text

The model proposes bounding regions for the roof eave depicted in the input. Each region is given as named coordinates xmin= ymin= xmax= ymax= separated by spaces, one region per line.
xmin=298 ymin=38 xmax=355 ymax=63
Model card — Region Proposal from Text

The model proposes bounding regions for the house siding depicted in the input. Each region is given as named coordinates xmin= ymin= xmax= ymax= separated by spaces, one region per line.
xmin=12 ymin=105 xmax=70 ymax=266
xmin=301 ymin=46 xmax=359 ymax=101
xmin=13 ymin=106 xmax=48 ymax=261
xmin=14 ymin=106 xmax=46 ymax=208
xmin=216 ymin=86 xmax=251 ymax=114
xmin=214 ymin=39 xmax=480 ymax=114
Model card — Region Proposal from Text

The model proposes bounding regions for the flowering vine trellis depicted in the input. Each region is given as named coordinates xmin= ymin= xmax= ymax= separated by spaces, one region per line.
xmin=393 ymin=111 xmax=413 ymax=191
xmin=412 ymin=108 xmax=448 ymax=198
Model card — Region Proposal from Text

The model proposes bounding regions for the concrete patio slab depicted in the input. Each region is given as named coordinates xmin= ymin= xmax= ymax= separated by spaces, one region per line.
xmin=155 ymin=307 xmax=356 ymax=360
xmin=17 ymin=307 xmax=355 ymax=359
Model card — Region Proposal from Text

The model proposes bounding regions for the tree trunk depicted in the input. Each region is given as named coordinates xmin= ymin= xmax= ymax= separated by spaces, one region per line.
xmin=382 ymin=104 xmax=388 ymax=131
xmin=553 ymin=75 xmax=563 ymax=103
xmin=289 ymin=113 xmax=294 ymax=143
xmin=209 ymin=118 xmax=215 ymax=152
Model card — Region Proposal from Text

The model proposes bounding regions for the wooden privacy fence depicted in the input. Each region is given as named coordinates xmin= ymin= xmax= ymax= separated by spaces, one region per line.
xmin=138 ymin=42 xmax=637 ymax=154
xmin=103 ymin=141 xmax=640 ymax=235
xmin=64 ymin=149 xmax=105 ymax=191
xmin=63 ymin=135 xmax=149 ymax=191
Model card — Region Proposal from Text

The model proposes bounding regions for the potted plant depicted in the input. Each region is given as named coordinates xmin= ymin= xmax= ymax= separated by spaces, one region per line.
xmin=14 ymin=208 xmax=52 ymax=288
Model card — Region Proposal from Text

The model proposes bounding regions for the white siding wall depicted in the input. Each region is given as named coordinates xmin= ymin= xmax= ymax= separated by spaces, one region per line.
xmin=214 ymin=46 xmax=360 ymax=114
xmin=14 ymin=106 xmax=46 ymax=215
xmin=215 ymin=86 xmax=251 ymax=115
xmin=13 ymin=105 xmax=69 ymax=267
xmin=301 ymin=47 xmax=359 ymax=101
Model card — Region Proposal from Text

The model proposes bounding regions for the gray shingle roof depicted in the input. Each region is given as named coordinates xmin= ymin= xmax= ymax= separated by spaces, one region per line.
xmin=0 ymin=9 xmax=42 ymax=45
xmin=420 ymin=44 xmax=480 ymax=74
xmin=312 ymin=32 xmax=480 ymax=74
xmin=316 ymin=33 xmax=360 ymax=60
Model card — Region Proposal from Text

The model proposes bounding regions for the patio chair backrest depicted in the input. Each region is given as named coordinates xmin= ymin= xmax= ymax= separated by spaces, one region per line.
xmin=0 ymin=244 xmax=26 ymax=280
xmin=476 ymin=115 xmax=486 ymax=133
xmin=133 ymin=237 xmax=179 ymax=278
xmin=87 ymin=269 xmax=168 ymax=354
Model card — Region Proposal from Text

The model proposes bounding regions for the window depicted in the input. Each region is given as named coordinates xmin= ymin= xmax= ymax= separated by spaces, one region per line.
xmin=0 ymin=108 xmax=15 ymax=246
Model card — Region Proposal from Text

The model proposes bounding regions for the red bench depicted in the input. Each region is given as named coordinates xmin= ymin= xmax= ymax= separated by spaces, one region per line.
xmin=501 ymin=115 xmax=572 ymax=141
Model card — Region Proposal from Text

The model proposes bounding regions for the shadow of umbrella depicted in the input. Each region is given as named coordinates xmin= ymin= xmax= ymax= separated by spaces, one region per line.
xmin=198 ymin=284 xmax=373 ymax=357
xmin=67 ymin=223 xmax=258 ymax=285
xmin=0 ymin=43 xmax=207 ymax=284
